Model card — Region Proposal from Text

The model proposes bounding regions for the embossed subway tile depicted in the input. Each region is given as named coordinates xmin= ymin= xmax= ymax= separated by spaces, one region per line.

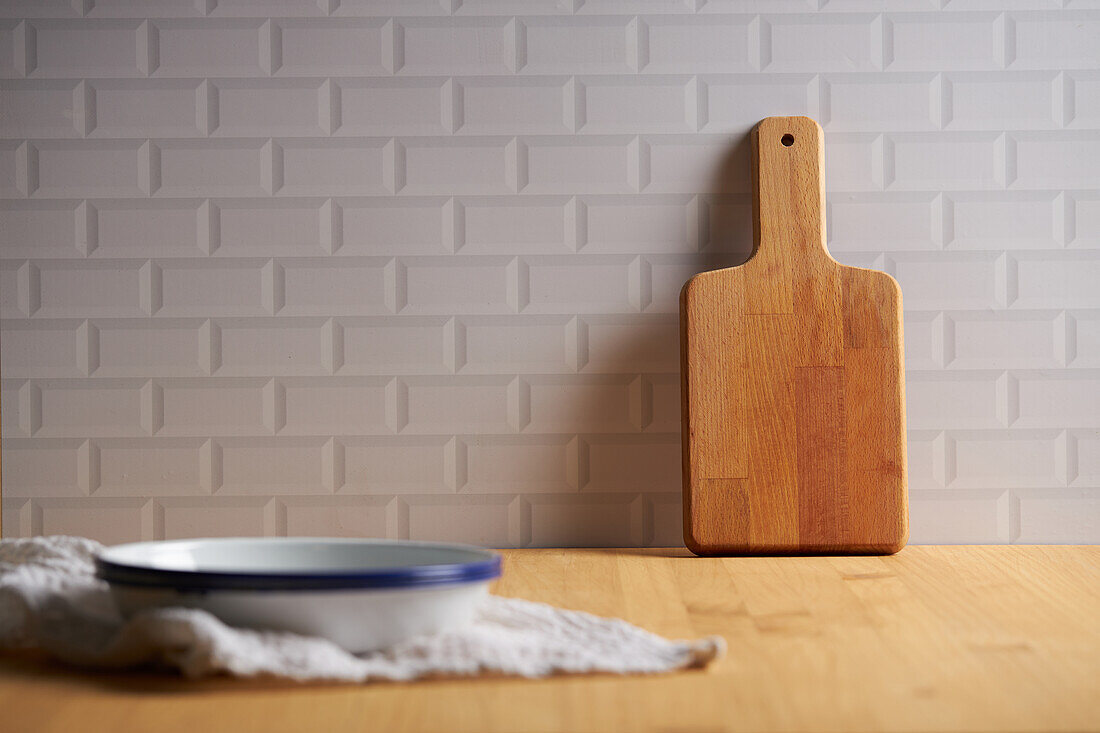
xmin=341 ymin=437 xmax=450 ymax=494
xmin=159 ymin=260 xmax=268 ymax=317
xmin=1017 ymin=489 xmax=1100 ymax=544
xmin=945 ymin=72 xmax=1059 ymax=130
xmin=212 ymin=80 xmax=326 ymax=137
xmin=1 ymin=380 xmax=24 ymax=438
xmin=281 ymin=377 xmax=390 ymax=435
xmin=336 ymin=78 xmax=450 ymax=136
xmin=280 ymin=258 xmax=390 ymax=316
xmin=520 ymin=17 xmax=636 ymax=75
xmin=403 ymin=376 xmax=514 ymax=434
xmin=946 ymin=193 xmax=1060 ymax=250
xmin=582 ymin=315 xmax=679 ymax=373
xmin=277 ymin=18 xmax=389 ymax=76
xmin=405 ymin=495 xmax=517 ymax=547
xmin=0 ymin=320 xmax=83 ymax=377
xmin=887 ymin=14 xmax=1003 ymax=71
xmin=0 ymin=201 xmax=82 ymax=259
xmin=524 ymin=136 xmax=637 ymax=194
xmin=90 ymin=79 xmax=204 ymax=137
xmin=460 ymin=315 xmax=573 ymax=373
xmin=648 ymin=492 xmax=682 ymax=548
xmin=583 ymin=435 xmax=679 ymax=492
xmin=889 ymin=133 xmax=1003 ymax=190
xmin=339 ymin=317 xmax=449 ymax=375
xmin=905 ymin=372 xmax=1004 ymax=430
xmin=404 ymin=257 xmax=513 ymax=315
xmin=157 ymin=140 xmax=269 ymax=197
xmin=464 ymin=436 xmax=574 ymax=493
xmin=36 ymin=260 xmax=146 ymax=318
xmin=279 ymin=139 xmax=390 ymax=196
xmin=1074 ymin=429 xmax=1100 ymax=486
xmin=1074 ymin=312 xmax=1100 ymax=367
xmin=702 ymin=75 xmax=816 ymax=133
xmin=217 ymin=318 xmax=329 ymax=376
xmin=701 ymin=196 xmax=752 ymax=255
xmin=218 ymin=438 xmax=328 ymax=495
xmin=159 ymin=498 xmax=270 ymax=539
xmin=905 ymin=430 xmax=941 ymax=491
xmin=91 ymin=200 xmax=205 ymax=258
xmin=458 ymin=0 xmax=577 ymax=14
xmin=828 ymin=193 xmax=939 ymax=251
xmin=824 ymin=74 xmax=937 ymax=131
xmin=215 ymin=200 xmax=328 ymax=257
xmin=0 ymin=141 xmax=26 ymax=197
xmin=338 ymin=198 xmax=449 ymax=256
xmin=644 ymin=136 xmax=742 ymax=194
xmin=1015 ymin=253 xmax=1100 ymax=309
xmin=902 ymin=312 xmax=940 ymax=371
xmin=891 ymin=253 xmax=999 ymax=310
xmin=642 ymin=16 xmax=755 ymax=73
xmin=38 ymin=499 xmax=147 ymax=545
xmin=0 ymin=80 xmax=83 ymax=138
xmin=458 ymin=197 xmax=571 ymax=255
xmin=1068 ymin=73 xmax=1100 ymax=129
xmin=578 ymin=76 xmax=694 ymax=134
xmin=907 ymin=490 xmax=1009 ymax=544
xmin=398 ymin=18 xmax=514 ymax=76
xmin=1013 ymin=13 xmax=1100 ymax=70
xmin=1017 ymin=371 xmax=1100 ymax=428
xmin=152 ymin=19 xmax=266 ymax=77
xmin=647 ymin=373 xmax=680 ymax=433
xmin=766 ymin=15 xmax=882 ymax=72
xmin=33 ymin=141 xmax=146 ymax=198
xmin=37 ymin=379 xmax=146 ymax=437
xmin=30 ymin=20 xmax=143 ymax=77
xmin=582 ymin=195 xmax=694 ymax=253
xmin=527 ymin=375 xmax=639 ymax=433
xmin=457 ymin=77 xmax=571 ymax=135
xmin=204 ymin=0 xmax=331 ymax=16
xmin=527 ymin=493 xmax=637 ymax=547
xmin=1070 ymin=193 xmax=1100 ymax=248
xmin=0 ymin=262 xmax=21 ymax=319
xmin=329 ymin=0 xmax=449 ymax=15
xmin=95 ymin=319 xmax=206 ymax=377
xmin=0 ymin=21 xmax=21 ymax=78
xmin=949 ymin=430 xmax=1063 ymax=489
xmin=96 ymin=438 xmax=205 ymax=496
xmin=1014 ymin=133 xmax=1100 ymax=189
xmin=401 ymin=138 xmax=515 ymax=195
xmin=3 ymin=439 xmax=84 ymax=496
xmin=824 ymin=133 xmax=884 ymax=191
xmin=159 ymin=378 xmax=269 ymax=437
xmin=281 ymin=497 xmax=391 ymax=538
xmin=525 ymin=255 xmax=634 ymax=314
xmin=81 ymin=0 xmax=205 ymax=16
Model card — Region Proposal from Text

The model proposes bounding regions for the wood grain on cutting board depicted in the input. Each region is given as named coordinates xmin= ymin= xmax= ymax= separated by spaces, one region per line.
xmin=680 ymin=116 xmax=907 ymax=554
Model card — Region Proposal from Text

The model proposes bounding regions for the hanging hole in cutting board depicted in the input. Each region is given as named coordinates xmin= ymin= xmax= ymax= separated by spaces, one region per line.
xmin=781 ymin=134 xmax=795 ymax=147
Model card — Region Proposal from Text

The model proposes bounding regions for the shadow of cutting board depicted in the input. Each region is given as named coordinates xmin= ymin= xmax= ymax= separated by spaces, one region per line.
xmin=680 ymin=116 xmax=908 ymax=555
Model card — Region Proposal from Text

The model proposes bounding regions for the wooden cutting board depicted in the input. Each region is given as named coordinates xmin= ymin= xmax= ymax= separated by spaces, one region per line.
xmin=680 ymin=116 xmax=908 ymax=555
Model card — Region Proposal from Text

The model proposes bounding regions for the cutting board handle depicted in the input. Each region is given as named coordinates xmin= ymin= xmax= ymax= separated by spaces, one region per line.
xmin=750 ymin=116 xmax=829 ymax=262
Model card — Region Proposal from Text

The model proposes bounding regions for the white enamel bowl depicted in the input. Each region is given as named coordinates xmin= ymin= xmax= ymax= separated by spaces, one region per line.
xmin=96 ymin=538 xmax=502 ymax=653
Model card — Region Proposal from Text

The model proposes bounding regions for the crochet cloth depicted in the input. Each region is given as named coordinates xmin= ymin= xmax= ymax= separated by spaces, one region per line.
xmin=0 ymin=536 xmax=725 ymax=682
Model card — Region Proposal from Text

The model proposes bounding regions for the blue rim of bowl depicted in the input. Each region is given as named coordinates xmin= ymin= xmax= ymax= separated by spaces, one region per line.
xmin=95 ymin=541 xmax=503 ymax=592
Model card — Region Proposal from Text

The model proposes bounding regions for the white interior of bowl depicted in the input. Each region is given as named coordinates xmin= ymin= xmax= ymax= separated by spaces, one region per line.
xmin=100 ymin=538 xmax=494 ymax=574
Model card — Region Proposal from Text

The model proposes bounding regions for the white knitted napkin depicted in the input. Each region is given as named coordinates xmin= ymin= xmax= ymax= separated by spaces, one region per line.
xmin=0 ymin=536 xmax=724 ymax=683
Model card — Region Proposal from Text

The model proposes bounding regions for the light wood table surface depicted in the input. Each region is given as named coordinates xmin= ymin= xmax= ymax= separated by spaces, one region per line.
xmin=1 ymin=545 xmax=1097 ymax=733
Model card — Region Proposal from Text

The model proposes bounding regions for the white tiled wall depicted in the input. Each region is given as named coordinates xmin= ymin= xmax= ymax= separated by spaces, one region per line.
xmin=1 ymin=0 xmax=1098 ymax=547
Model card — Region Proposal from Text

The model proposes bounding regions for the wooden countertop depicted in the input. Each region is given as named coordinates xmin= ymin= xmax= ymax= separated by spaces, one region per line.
xmin=1 ymin=545 xmax=1097 ymax=733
